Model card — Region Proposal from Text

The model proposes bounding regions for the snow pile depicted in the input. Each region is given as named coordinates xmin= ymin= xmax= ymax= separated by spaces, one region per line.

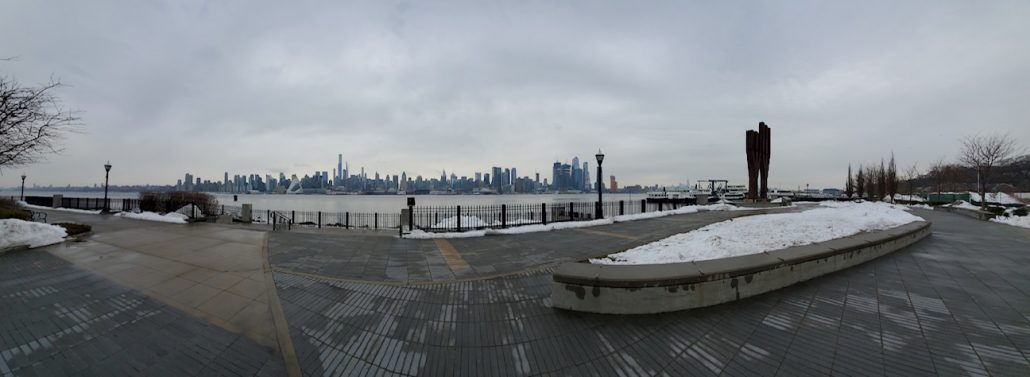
xmin=115 ymin=211 xmax=188 ymax=224
xmin=906 ymin=204 xmax=934 ymax=210
xmin=943 ymin=201 xmax=982 ymax=211
xmin=404 ymin=203 xmax=756 ymax=239
xmin=591 ymin=201 xmax=923 ymax=265
xmin=890 ymin=194 xmax=926 ymax=203
xmin=991 ymin=215 xmax=1030 ymax=229
xmin=0 ymin=219 xmax=67 ymax=249
xmin=18 ymin=202 xmax=101 ymax=215
xmin=969 ymin=192 xmax=1023 ymax=205
xmin=430 ymin=216 xmax=496 ymax=229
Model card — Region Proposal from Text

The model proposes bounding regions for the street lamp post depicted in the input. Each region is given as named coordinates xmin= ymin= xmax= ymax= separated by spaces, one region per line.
xmin=20 ymin=173 xmax=26 ymax=201
xmin=103 ymin=161 xmax=112 ymax=213
xmin=595 ymin=149 xmax=604 ymax=218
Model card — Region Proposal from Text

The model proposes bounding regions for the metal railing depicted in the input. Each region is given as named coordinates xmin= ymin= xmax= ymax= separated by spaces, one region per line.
xmin=271 ymin=211 xmax=292 ymax=231
xmin=409 ymin=199 xmax=691 ymax=233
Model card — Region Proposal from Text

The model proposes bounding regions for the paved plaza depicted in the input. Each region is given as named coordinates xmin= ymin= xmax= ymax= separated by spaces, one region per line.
xmin=2 ymin=207 xmax=1029 ymax=376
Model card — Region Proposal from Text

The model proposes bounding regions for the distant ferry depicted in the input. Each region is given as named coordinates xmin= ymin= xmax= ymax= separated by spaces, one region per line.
xmin=646 ymin=189 xmax=697 ymax=204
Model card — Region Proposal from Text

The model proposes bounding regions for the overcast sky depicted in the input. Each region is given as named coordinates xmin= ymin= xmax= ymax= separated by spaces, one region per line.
xmin=2 ymin=1 xmax=1028 ymax=190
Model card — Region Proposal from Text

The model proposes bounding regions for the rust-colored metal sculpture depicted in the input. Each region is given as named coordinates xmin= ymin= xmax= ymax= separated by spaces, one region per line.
xmin=746 ymin=122 xmax=772 ymax=200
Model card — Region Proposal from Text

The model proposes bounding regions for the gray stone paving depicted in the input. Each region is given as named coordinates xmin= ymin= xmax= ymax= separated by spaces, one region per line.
xmin=269 ymin=208 xmax=795 ymax=283
xmin=0 ymin=249 xmax=285 ymax=377
xmin=273 ymin=209 xmax=1030 ymax=376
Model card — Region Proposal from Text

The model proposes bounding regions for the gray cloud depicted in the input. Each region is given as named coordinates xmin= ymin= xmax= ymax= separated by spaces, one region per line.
xmin=2 ymin=0 xmax=1028 ymax=189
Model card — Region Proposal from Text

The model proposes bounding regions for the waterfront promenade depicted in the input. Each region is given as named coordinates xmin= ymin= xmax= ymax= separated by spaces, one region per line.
xmin=2 ymin=208 xmax=1029 ymax=375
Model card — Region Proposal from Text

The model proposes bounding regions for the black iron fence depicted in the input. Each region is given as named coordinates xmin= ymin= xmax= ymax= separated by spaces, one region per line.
xmin=257 ymin=209 xmax=399 ymax=230
xmin=16 ymin=195 xmax=698 ymax=233
xmin=409 ymin=199 xmax=692 ymax=233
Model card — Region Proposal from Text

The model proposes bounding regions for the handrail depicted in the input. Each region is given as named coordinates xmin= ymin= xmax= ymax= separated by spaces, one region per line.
xmin=271 ymin=211 xmax=293 ymax=231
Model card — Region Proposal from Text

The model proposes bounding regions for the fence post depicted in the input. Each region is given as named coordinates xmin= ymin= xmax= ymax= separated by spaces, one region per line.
xmin=501 ymin=204 xmax=506 ymax=228
xmin=318 ymin=211 xmax=322 ymax=228
xmin=619 ymin=200 xmax=625 ymax=216
xmin=457 ymin=206 xmax=462 ymax=232
xmin=192 ymin=203 xmax=196 ymax=219
xmin=346 ymin=212 xmax=350 ymax=229
xmin=641 ymin=199 xmax=646 ymax=213
xmin=374 ymin=213 xmax=379 ymax=229
xmin=291 ymin=210 xmax=295 ymax=223
xmin=267 ymin=210 xmax=270 ymax=224
xmin=542 ymin=203 xmax=547 ymax=225
xmin=659 ymin=201 xmax=663 ymax=211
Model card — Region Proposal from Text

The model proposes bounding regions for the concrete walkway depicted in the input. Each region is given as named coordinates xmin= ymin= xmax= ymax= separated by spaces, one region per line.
xmin=269 ymin=207 xmax=796 ymax=283
xmin=273 ymin=209 xmax=1030 ymax=376
xmin=10 ymin=210 xmax=291 ymax=363
xmin=5 ymin=206 xmax=1030 ymax=376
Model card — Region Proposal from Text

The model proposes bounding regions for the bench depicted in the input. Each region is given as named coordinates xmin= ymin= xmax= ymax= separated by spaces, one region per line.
xmin=28 ymin=210 xmax=47 ymax=223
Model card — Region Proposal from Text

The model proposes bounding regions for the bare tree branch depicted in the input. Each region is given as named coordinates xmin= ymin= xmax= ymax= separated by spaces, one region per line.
xmin=0 ymin=77 xmax=81 ymax=172
xmin=959 ymin=133 xmax=1021 ymax=208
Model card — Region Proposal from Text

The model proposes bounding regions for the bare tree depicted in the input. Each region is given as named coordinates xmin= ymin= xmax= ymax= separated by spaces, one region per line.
xmin=886 ymin=153 xmax=898 ymax=202
xmin=845 ymin=164 xmax=854 ymax=199
xmin=0 ymin=76 xmax=80 ymax=171
xmin=959 ymin=133 xmax=1020 ymax=208
xmin=855 ymin=166 xmax=865 ymax=199
xmin=904 ymin=162 xmax=919 ymax=198
xmin=873 ymin=160 xmax=885 ymax=201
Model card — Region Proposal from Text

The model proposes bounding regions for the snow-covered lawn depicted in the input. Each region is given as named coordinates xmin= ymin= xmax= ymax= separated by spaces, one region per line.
xmin=991 ymin=216 xmax=1030 ymax=229
xmin=404 ymin=203 xmax=755 ymax=239
xmin=590 ymin=201 xmax=923 ymax=265
xmin=18 ymin=202 xmax=102 ymax=215
xmin=969 ymin=192 xmax=1023 ymax=205
xmin=943 ymin=201 xmax=983 ymax=211
xmin=0 ymin=219 xmax=68 ymax=249
xmin=888 ymin=194 xmax=926 ymax=203
xmin=115 ymin=211 xmax=189 ymax=224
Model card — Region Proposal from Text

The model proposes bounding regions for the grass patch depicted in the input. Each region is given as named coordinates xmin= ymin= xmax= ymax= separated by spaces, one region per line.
xmin=54 ymin=223 xmax=92 ymax=236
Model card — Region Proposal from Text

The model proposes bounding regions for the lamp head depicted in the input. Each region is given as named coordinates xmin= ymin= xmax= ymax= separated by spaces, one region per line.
xmin=104 ymin=161 xmax=112 ymax=172
xmin=595 ymin=149 xmax=604 ymax=164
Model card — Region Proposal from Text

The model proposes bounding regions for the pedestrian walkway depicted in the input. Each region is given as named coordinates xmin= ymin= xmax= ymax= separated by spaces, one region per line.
xmin=13 ymin=209 xmax=289 ymax=355
xmin=5 ymin=206 xmax=1030 ymax=376
xmin=0 ymin=248 xmax=284 ymax=376
xmin=273 ymin=209 xmax=1030 ymax=376
xmin=269 ymin=207 xmax=794 ymax=283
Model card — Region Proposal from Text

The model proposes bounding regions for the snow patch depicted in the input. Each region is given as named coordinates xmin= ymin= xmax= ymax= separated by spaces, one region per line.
xmin=0 ymin=219 xmax=68 ymax=249
xmin=969 ymin=192 xmax=1023 ymax=205
xmin=991 ymin=215 xmax=1030 ymax=229
xmin=18 ymin=202 xmax=102 ymax=215
xmin=115 ymin=211 xmax=188 ymax=224
xmin=943 ymin=201 xmax=982 ymax=211
xmin=591 ymin=201 xmax=923 ymax=265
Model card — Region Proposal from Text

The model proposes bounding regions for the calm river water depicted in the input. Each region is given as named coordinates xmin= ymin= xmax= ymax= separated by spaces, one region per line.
xmin=4 ymin=190 xmax=647 ymax=213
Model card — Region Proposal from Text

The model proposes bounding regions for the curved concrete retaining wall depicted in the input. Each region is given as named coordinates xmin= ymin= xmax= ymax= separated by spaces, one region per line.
xmin=551 ymin=221 xmax=931 ymax=314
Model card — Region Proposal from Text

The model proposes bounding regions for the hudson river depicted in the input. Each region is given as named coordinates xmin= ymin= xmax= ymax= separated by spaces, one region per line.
xmin=4 ymin=191 xmax=647 ymax=213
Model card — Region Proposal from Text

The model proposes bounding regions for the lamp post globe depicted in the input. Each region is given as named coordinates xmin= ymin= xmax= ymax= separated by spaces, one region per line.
xmin=595 ymin=149 xmax=604 ymax=218
xmin=103 ymin=161 xmax=112 ymax=213
xmin=20 ymin=173 xmax=27 ymax=202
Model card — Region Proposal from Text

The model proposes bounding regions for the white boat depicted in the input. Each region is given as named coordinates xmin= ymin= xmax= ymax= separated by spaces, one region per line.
xmin=646 ymin=189 xmax=696 ymax=203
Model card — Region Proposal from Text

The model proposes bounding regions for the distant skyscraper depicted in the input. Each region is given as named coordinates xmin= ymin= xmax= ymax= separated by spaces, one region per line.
xmin=337 ymin=154 xmax=343 ymax=182
xmin=511 ymin=168 xmax=517 ymax=184
xmin=610 ymin=176 xmax=618 ymax=191
xmin=492 ymin=167 xmax=503 ymax=190
xmin=224 ymin=172 xmax=229 ymax=192
xmin=551 ymin=162 xmax=561 ymax=190
xmin=583 ymin=162 xmax=590 ymax=191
